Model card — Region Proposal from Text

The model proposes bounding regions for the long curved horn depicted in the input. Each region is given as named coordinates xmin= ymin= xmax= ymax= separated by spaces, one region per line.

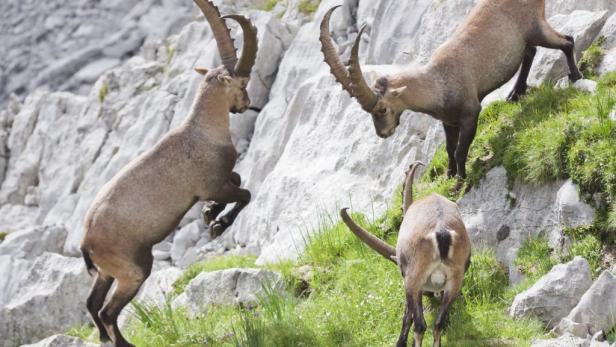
xmin=340 ymin=208 xmax=397 ymax=264
xmin=402 ymin=161 xmax=426 ymax=214
xmin=222 ymin=15 xmax=258 ymax=77
xmin=193 ymin=0 xmax=237 ymax=73
xmin=320 ymin=6 xmax=353 ymax=95
xmin=348 ymin=25 xmax=379 ymax=112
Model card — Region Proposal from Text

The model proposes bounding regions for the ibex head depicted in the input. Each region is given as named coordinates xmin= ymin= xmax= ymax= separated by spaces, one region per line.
xmin=321 ymin=6 xmax=407 ymax=138
xmin=193 ymin=0 xmax=258 ymax=113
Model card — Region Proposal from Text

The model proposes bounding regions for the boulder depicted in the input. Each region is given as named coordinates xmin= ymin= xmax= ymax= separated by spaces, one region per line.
xmin=173 ymin=268 xmax=283 ymax=314
xmin=19 ymin=335 xmax=97 ymax=347
xmin=555 ymin=271 xmax=616 ymax=337
xmin=0 ymin=224 xmax=68 ymax=259
xmin=510 ymin=257 xmax=593 ymax=328
xmin=459 ymin=167 xmax=595 ymax=273
xmin=0 ymin=255 xmax=31 ymax=309
xmin=0 ymin=253 xmax=91 ymax=347
xmin=599 ymin=48 xmax=616 ymax=75
xmin=171 ymin=220 xmax=205 ymax=266
xmin=556 ymin=181 xmax=596 ymax=229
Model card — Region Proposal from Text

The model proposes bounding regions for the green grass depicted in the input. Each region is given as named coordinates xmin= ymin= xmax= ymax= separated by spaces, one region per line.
xmin=125 ymin=196 xmax=547 ymax=346
xmin=514 ymin=236 xmax=558 ymax=280
xmin=515 ymin=234 xmax=605 ymax=280
xmin=0 ymin=232 xmax=7 ymax=242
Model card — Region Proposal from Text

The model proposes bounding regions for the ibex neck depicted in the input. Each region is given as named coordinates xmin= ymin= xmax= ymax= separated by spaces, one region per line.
xmin=399 ymin=67 xmax=444 ymax=115
xmin=186 ymin=83 xmax=231 ymax=141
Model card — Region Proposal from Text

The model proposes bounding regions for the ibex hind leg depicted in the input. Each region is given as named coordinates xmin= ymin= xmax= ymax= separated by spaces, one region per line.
xmin=507 ymin=46 xmax=537 ymax=102
xmin=432 ymin=275 xmax=463 ymax=347
xmin=202 ymin=172 xmax=242 ymax=224
xmin=98 ymin=253 xmax=152 ymax=347
xmin=535 ymin=22 xmax=583 ymax=81
xmin=86 ymin=273 xmax=114 ymax=343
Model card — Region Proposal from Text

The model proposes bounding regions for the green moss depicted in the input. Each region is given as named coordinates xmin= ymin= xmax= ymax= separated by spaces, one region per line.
xmin=579 ymin=36 xmax=607 ymax=78
xmin=98 ymin=82 xmax=109 ymax=103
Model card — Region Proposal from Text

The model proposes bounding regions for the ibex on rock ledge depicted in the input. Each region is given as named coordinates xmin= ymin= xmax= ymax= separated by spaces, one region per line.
xmin=341 ymin=162 xmax=472 ymax=347
xmin=80 ymin=1 xmax=257 ymax=346
xmin=322 ymin=0 xmax=583 ymax=179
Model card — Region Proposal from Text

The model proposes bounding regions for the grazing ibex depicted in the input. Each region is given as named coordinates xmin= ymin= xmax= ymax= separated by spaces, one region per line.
xmin=341 ymin=162 xmax=471 ymax=347
xmin=79 ymin=1 xmax=257 ymax=346
xmin=322 ymin=0 xmax=583 ymax=179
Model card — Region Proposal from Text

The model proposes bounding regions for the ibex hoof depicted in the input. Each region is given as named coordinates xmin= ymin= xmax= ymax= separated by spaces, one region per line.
xmin=203 ymin=209 xmax=214 ymax=225
xmin=209 ymin=221 xmax=224 ymax=239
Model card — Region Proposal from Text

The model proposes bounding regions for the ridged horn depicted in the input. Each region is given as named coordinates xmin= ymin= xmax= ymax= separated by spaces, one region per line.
xmin=340 ymin=208 xmax=397 ymax=264
xmin=348 ymin=25 xmax=379 ymax=112
xmin=402 ymin=161 xmax=426 ymax=214
xmin=222 ymin=15 xmax=258 ymax=77
xmin=193 ymin=0 xmax=237 ymax=74
xmin=320 ymin=6 xmax=353 ymax=95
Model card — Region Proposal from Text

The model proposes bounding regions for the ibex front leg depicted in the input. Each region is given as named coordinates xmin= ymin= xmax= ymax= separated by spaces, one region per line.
xmin=209 ymin=178 xmax=251 ymax=238
xmin=202 ymin=172 xmax=241 ymax=225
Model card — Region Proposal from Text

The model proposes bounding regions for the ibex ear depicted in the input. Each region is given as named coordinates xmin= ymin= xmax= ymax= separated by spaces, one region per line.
xmin=391 ymin=86 xmax=408 ymax=97
xmin=217 ymin=74 xmax=234 ymax=85
xmin=194 ymin=67 xmax=209 ymax=76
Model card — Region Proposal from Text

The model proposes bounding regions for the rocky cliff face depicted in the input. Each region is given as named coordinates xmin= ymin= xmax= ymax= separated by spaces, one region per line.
xmin=1 ymin=0 xmax=615 ymax=345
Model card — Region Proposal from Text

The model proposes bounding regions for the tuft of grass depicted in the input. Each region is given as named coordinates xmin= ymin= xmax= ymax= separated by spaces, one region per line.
xmin=579 ymin=36 xmax=607 ymax=79
xmin=563 ymin=234 xmax=604 ymax=277
xmin=98 ymin=82 xmax=109 ymax=103
xmin=514 ymin=236 xmax=558 ymax=280
xmin=0 ymin=232 xmax=7 ymax=242
xmin=297 ymin=0 xmax=320 ymax=15
xmin=462 ymin=249 xmax=509 ymax=305
xmin=172 ymin=255 xmax=257 ymax=296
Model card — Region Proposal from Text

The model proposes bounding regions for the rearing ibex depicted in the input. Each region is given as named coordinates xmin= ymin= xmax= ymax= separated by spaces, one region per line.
xmin=79 ymin=1 xmax=257 ymax=346
xmin=341 ymin=162 xmax=471 ymax=347
xmin=322 ymin=0 xmax=583 ymax=179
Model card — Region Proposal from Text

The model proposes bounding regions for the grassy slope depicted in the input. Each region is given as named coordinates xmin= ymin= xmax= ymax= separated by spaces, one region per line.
xmin=69 ymin=54 xmax=616 ymax=345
